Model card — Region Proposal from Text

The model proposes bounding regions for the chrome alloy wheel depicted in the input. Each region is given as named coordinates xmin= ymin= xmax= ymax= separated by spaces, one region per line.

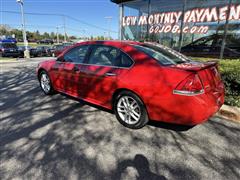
xmin=117 ymin=96 xmax=141 ymax=125
xmin=40 ymin=73 xmax=51 ymax=93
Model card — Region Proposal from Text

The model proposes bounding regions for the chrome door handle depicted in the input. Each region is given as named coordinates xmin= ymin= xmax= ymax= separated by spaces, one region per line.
xmin=105 ymin=72 xmax=116 ymax=76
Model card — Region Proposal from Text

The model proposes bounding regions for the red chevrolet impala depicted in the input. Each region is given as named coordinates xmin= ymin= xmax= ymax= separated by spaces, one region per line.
xmin=37 ymin=41 xmax=224 ymax=129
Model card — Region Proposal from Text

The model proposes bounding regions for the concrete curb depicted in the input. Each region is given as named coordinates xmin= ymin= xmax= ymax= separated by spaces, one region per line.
xmin=216 ymin=104 xmax=240 ymax=122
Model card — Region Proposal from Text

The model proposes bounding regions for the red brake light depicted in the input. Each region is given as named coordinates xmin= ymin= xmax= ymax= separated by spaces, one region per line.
xmin=173 ymin=74 xmax=204 ymax=96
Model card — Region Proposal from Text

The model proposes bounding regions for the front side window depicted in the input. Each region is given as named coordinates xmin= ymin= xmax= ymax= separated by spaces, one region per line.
xmin=133 ymin=44 xmax=190 ymax=65
xmin=88 ymin=45 xmax=133 ymax=68
xmin=88 ymin=46 xmax=116 ymax=66
xmin=202 ymin=39 xmax=214 ymax=46
xmin=64 ymin=45 xmax=89 ymax=63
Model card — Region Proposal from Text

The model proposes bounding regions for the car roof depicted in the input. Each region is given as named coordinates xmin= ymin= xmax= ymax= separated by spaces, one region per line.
xmin=74 ymin=40 xmax=143 ymax=49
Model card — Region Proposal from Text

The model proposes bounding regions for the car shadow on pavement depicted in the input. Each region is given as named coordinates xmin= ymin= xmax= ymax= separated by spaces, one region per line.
xmin=148 ymin=121 xmax=195 ymax=131
xmin=60 ymin=92 xmax=195 ymax=132
xmin=60 ymin=92 xmax=114 ymax=114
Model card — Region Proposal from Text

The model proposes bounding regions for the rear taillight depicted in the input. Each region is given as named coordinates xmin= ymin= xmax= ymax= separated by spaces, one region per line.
xmin=0 ymin=48 xmax=4 ymax=52
xmin=173 ymin=74 xmax=204 ymax=96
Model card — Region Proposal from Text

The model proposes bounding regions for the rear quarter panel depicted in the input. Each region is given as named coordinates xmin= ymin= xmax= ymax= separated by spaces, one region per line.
xmin=117 ymin=46 xmax=193 ymax=122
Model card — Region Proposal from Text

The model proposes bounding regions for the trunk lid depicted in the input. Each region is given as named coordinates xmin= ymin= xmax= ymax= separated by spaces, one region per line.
xmin=171 ymin=61 xmax=223 ymax=91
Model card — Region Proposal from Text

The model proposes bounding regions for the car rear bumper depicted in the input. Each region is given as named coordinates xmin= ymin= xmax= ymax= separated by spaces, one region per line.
xmin=146 ymin=86 xmax=225 ymax=125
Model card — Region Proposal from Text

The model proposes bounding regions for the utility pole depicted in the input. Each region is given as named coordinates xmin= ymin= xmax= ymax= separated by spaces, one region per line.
xmin=104 ymin=16 xmax=112 ymax=40
xmin=104 ymin=31 xmax=107 ymax=40
xmin=16 ymin=0 xmax=30 ymax=58
xmin=220 ymin=0 xmax=232 ymax=59
xmin=82 ymin=29 xmax=86 ymax=40
xmin=63 ymin=15 xmax=67 ymax=42
xmin=119 ymin=4 xmax=124 ymax=40
xmin=56 ymin=26 xmax=60 ymax=44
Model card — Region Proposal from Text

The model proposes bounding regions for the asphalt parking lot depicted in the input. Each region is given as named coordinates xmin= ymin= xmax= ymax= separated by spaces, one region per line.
xmin=0 ymin=58 xmax=240 ymax=180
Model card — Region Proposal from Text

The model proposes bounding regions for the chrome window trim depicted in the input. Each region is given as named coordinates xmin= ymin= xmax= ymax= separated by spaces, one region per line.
xmin=58 ymin=61 xmax=133 ymax=70
xmin=62 ymin=43 xmax=135 ymax=69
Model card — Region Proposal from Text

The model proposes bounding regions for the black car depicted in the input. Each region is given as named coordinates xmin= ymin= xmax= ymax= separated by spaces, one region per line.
xmin=181 ymin=34 xmax=240 ymax=58
xmin=31 ymin=46 xmax=52 ymax=57
xmin=0 ymin=43 xmax=20 ymax=57
xmin=37 ymin=39 xmax=54 ymax=44
xmin=18 ymin=46 xmax=35 ymax=57
xmin=45 ymin=46 xmax=55 ymax=56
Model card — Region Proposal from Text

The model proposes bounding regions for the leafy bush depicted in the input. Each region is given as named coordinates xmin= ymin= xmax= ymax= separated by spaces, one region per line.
xmin=192 ymin=58 xmax=240 ymax=107
xmin=218 ymin=60 xmax=240 ymax=107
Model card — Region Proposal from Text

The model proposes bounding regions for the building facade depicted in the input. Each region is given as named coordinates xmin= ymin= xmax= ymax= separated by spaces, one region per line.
xmin=112 ymin=0 xmax=240 ymax=58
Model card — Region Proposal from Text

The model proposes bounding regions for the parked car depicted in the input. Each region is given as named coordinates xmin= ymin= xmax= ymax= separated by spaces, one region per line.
xmin=31 ymin=46 xmax=51 ymax=57
xmin=36 ymin=41 xmax=224 ymax=129
xmin=181 ymin=34 xmax=240 ymax=58
xmin=62 ymin=42 xmax=74 ymax=46
xmin=45 ymin=46 xmax=54 ymax=56
xmin=51 ymin=44 xmax=70 ymax=57
xmin=18 ymin=46 xmax=35 ymax=57
xmin=0 ymin=42 xmax=19 ymax=57
xmin=37 ymin=39 xmax=54 ymax=44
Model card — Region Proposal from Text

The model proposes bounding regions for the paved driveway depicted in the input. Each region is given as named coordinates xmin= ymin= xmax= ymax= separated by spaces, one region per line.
xmin=0 ymin=58 xmax=240 ymax=180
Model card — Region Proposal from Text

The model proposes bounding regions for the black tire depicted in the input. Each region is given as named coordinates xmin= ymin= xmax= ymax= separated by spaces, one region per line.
xmin=39 ymin=71 xmax=55 ymax=95
xmin=114 ymin=90 xmax=149 ymax=129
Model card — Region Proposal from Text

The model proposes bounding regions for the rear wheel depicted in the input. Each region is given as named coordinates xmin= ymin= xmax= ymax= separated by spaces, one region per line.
xmin=114 ymin=91 xmax=149 ymax=129
xmin=39 ymin=71 xmax=54 ymax=95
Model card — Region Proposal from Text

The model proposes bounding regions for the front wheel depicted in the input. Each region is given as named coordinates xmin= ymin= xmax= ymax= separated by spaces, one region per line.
xmin=39 ymin=71 xmax=54 ymax=95
xmin=114 ymin=91 xmax=149 ymax=129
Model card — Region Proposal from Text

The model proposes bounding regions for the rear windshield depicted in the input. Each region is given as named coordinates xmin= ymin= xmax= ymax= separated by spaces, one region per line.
xmin=133 ymin=43 xmax=190 ymax=65
xmin=2 ymin=43 xmax=17 ymax=48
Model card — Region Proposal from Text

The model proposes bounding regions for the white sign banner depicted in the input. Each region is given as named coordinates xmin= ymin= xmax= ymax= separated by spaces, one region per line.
xmin=122 ymin=4 xmax=240 ymax=34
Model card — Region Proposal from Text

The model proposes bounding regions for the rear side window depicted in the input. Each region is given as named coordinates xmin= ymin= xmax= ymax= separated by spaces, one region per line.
xmin=88 ymin=45 xmax=133 ymax=68
xmin=64 ymin=45 xmax=89 ymax=63
xmin=133 ymin=44 xmax=189 ymax=65
xmin=115 ymin=52 xmax=133 ymax=67
xmin=226 ymin=36 xmax=240 ymax=46
xmin=192 ymin=37 xmax=210 ymax=46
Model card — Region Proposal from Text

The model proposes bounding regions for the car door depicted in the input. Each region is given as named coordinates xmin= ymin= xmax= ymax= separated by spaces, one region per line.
xmin=50 ymin=45 xmax=90 ymax=96
xmin=79 ymin=45 xmax=121 ymax=106
xmin=80 ymin=45 xmax=134 ymax=107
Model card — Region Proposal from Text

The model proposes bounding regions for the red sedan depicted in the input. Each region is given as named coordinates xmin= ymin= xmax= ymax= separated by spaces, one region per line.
xmin=37 ymin=41 xmax=224 ymax=129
